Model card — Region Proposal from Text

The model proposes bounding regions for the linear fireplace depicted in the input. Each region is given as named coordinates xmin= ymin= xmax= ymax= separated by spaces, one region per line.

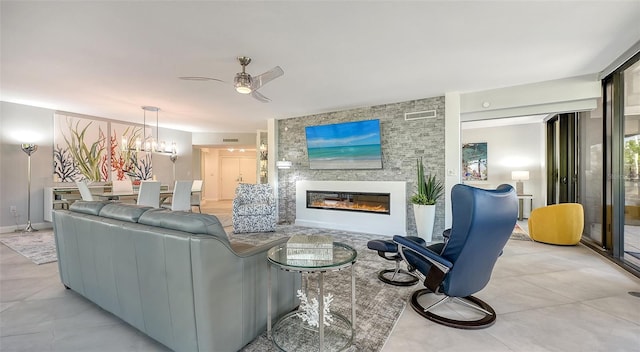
xmin=296 ymin=180 xmax=407 ymax=236
xmin=306 ymin=190 xmax=390 ymax=214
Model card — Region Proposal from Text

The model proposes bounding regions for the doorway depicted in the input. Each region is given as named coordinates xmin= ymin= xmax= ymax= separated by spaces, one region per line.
xmin=547 ymin=110 xmax=608 ymax=249
xmin=546 ymin=113 xmax=579 ymax=204
xmin=220 ymin=156 xmax=257 ymax=200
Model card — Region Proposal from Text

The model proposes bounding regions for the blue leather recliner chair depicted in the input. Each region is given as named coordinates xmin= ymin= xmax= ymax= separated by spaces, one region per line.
xmin=394 ymin=183 xmax=517 ymax=329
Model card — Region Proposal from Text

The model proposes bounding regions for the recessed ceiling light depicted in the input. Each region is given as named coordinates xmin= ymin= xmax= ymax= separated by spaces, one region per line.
xmin=482 ymin=101 xmax=491 ymax=108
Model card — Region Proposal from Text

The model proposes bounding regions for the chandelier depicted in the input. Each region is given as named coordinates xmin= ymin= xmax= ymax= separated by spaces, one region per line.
xmin=122 ymin=106 xmax=176 ymax=155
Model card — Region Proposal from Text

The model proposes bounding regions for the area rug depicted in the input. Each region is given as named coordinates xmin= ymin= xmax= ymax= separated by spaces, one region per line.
xmin=230 ymin=226 xmax=415 ymax=352
xmin=0 ymin=230 xmax=57 ymax=265
xmin=510 ymin=223 xmax=531 ymax=241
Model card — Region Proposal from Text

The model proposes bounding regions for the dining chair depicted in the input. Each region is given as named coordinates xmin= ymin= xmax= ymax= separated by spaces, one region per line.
xmin=162 ymin=180 xmax=193 ymax=211
xmin=137 ymin=181 xmax=161 ymax=208
xmin=191 ymin=180 xmax=203 ymax=213
xmin=76 ymin=181 xmax=94 ymax=201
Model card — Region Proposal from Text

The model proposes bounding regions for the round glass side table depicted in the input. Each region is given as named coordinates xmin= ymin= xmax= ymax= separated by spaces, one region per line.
xmin=267 ymin=241 xmax=357 ymax=352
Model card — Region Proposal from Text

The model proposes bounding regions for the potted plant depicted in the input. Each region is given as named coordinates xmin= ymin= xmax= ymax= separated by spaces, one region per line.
xmin=410 ymin=157 xmax=444 ymax=242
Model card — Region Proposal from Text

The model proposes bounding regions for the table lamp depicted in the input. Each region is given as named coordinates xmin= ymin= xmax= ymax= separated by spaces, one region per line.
xmin=511 ymin=170 xmax=529 ymax=195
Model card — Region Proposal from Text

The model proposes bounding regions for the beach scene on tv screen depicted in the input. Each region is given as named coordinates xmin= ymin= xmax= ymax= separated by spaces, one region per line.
xmin=305 ymin=119 xmax=383 ymax=169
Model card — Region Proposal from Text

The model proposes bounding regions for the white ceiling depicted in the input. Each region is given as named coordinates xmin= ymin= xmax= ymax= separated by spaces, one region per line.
xmin=2 ymin=1 xmax=639 ymax=133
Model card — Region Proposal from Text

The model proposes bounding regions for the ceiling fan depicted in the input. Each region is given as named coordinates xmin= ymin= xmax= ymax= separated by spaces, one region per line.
xmin=179 ymin=56 xmax=284 ymax=102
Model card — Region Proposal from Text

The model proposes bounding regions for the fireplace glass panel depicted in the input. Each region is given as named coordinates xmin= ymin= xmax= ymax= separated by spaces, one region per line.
xmin=306 ymin=190 xmax=390 ymax=214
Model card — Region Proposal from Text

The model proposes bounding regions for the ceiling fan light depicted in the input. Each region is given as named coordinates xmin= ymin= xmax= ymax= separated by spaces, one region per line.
xmin=234 ymin=73 xmax=252 ymax=94
xmin=235 ymin=85 xmax=252 ymax=94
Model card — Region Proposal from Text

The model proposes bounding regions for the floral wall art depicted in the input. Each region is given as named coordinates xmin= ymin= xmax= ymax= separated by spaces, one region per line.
xmin=54 ymin=114 xmax=108 ymax=182
xmin=110 ymin=122 xmax=152 ymax=181
xmin=53 ymin=113 xmax=153 ymax=183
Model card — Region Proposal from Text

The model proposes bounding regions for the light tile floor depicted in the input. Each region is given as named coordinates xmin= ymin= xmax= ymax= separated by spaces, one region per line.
xmin=384 ymin=222 xmax=640 ymax=352
xmin=199 ymin=199 xmax=233 ymax=216
xmin=1 ymin=216 xmax=639 ymax=351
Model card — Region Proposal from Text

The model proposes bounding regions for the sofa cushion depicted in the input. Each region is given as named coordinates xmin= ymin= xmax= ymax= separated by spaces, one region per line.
xmin=69 ymin=200 xmax=111 ymax=216
xmin=138 ymin=209 xmax=228 ymax=241
xmin=99 ymin=203 xmax=154 ymax=223
xmin=235 ymin=203 xmax=273 ymax=216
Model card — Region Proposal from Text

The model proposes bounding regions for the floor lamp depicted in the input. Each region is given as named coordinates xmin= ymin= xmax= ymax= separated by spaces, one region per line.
xmin=276 ymin=159 xmax=292 ymax=224
xmin=20 ymin=144 xmax=38 ymax=233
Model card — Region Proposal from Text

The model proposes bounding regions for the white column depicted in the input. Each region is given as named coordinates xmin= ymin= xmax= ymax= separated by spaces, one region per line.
xmin=444 ymin=92 xmax=461 ymax=229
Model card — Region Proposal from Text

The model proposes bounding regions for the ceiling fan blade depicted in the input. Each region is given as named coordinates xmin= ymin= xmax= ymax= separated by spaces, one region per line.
xmin=178 ymin=76 xmax=225 ymax=83
xmin=251 ymin=66 xmax=284 ymax=90
xmin=251 ymin=90 xmax=271 ymax=103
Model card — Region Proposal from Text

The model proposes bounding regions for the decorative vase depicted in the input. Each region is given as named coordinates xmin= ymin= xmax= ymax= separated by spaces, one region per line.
xmin=413 ymin=204 xmax=436 ymax=242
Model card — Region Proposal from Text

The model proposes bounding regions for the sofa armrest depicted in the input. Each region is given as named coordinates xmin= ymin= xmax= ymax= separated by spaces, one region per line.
xmin=190 ymin=235 xmax=300 ymax=352
xmin=229 ymin=236 xmax=289 ymax=257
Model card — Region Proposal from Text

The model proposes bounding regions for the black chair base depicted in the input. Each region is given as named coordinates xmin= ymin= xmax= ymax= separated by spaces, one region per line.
xmin=410 ymin=289 xmax=497 ymax=329
xmin=378 ymin=268 xmax=419 ymax=286
xmin=368 ymin=237 xmax=425 ymax=287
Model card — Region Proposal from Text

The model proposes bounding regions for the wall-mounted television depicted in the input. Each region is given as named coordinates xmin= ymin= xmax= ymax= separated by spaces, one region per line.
xmin=305 ymin=119 xmax=383 ymax=170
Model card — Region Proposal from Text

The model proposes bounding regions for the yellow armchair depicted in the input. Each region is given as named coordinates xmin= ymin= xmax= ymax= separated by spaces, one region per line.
xmin=528 ymin=203 xmax=584 ymax=245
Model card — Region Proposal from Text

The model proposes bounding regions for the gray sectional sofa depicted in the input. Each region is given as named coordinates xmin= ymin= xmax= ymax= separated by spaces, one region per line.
xmin=52 ymin=201 xmax=300 ymax=352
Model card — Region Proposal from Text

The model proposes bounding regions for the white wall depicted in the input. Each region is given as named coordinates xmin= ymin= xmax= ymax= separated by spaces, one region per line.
xmin=461 ymin=74 xmax=601 ymax=121
xmin=461 ymin=122 xmax=545 ymax=212
xmin=453 ymin=74 xmax=605 ymax=217
xmin=200 ymin=148 xmax=257 ymax=201
xmin=201 ymin=148 xmax=220 ymax=201
xmin=0 ymin=101 xmax=194 ymax=231
xmin=1 ymin=102 xmax=55 ymax=231
xmin=152 ymin=126 xmax=193 ymax=186
xmin=444 ymin=92 xmax=461 ymax=228
xmin=192 ymin=132 xmax=256 ymax=147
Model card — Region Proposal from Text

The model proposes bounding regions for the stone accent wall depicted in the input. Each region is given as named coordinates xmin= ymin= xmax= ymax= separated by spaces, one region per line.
xmin=277 ymin=96 xmax=446 ymax=237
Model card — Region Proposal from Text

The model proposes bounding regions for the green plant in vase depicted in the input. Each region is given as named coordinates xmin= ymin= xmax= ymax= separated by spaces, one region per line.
xmin=410 ymin=157 xmax=444 ymax=241
xmin=410 ymin=158 xmax=444 ymax=205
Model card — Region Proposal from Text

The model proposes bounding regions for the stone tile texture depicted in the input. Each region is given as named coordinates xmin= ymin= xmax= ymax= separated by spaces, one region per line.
xmin=277 ymin=96 xmax=446 ymax=237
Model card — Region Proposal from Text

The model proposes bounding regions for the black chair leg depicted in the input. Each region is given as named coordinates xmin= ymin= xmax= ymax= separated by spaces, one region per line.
xmin=368 ymin=239 xmax=421 ymax=286
xmin=377 ymin=261 xmax=419 ymax=286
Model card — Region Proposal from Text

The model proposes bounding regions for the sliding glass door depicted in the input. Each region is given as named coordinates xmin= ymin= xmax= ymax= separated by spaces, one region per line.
xmin=602 ymin=52 xmax=640 ymax=273
xmin=546 ymin=113 xmax=578 ymax=205
xmin=620 ymin=58 xmax=640 ymax=269
xmin=577 ymin=108 xmax=604 ymax=246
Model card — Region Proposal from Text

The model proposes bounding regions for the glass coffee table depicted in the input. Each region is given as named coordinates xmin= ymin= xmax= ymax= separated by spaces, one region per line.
xmin=267 ymin=240 xmax=357 ymax=352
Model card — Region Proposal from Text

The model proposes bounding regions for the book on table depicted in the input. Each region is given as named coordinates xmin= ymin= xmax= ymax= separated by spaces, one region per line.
xmin=286 ymin=234 xmax=333 ymax=260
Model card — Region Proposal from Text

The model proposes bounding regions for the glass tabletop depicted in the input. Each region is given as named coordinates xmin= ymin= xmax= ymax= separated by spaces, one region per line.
xmin=268 ymin=241 xmax=357 ymax=271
